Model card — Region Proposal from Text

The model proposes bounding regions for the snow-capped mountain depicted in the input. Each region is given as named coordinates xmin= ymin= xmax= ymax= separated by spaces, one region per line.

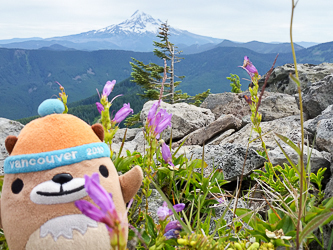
xmin=0 ymin=11 xmax=223 ymax=52
xmin=93 ymin=10 xmax=163 ymax=35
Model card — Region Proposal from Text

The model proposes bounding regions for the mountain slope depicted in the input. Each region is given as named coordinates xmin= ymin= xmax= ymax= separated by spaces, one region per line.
xmin=1 ymin=42 xmax=333 ymax=120
xmin=216 ymin=40 xmax=304 ymax=54
xmin=0 ymin=11 xmax=223 ymax=52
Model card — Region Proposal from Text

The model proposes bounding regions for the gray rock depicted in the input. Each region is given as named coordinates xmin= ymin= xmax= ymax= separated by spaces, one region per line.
xmin=172 ymin=114 xmax=242 ymax=148
xmin=112 ymin=141 xmax=139 ymax=157
xmin=208 ymin=129 xmax=235 ymax=145
xmin=210 ymin=198 xmax=249 ymax=235
xmin=304 ymin=105 xmax=333 ymax=134
xmin=297 ymin=74 xmax=333 ymax=119
xmin=190 ymin=143 xmax=266 ymax=181
xmin=259 ymin=93 xmax=300 ymax=121
xmin=259 ymin=63 xmax=333 ymax=95
xmin=268 ymin=144 xmax=331 ymax=185
xmin=219 ymin=115 xmax=302 ymax=151
xmin=132 ymin=130 xmax=146 ymax=155
xmin=137 ymin=188 xmax=164 ymax=224
xmin=0 ymin=118 xmax=24 ymax=174
xmin=140 ymin=101 xmax=215 ymax=141
xmin=316 ymin=118 xmax=333 ymax=154
xmin=200 ymin=93 xmax=251 ymax=120
xmin=304 ymin=105 xmax=333 ymax=153
xmin=172 ymin=145 xmax=202 ymax=159
xmin=112 ymin=128 xmax=142 ymax=144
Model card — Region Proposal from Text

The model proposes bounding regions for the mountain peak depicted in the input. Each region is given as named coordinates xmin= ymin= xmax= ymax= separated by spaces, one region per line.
xmin=94 ymin=10 xmax=162 ymax=35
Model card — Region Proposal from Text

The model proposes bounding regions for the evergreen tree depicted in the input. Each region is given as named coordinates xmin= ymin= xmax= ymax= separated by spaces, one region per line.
xmin=130 ymin=21 xmax=210 ymax=105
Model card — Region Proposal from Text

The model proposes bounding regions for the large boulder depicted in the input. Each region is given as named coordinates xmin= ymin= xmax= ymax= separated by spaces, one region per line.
xmin=140 ymin=101 xmax=215 ymax=141
xmin=304 ymin=105 xmax=333 ymax=133
xmin=304 ymin=105 xmax=333 ymax=154
xmin=316 ymin=119 xmax=333 ymax=154
xmin=296 ymin=74 xmax=333 ymax=119
xmin=200 ymin=93 xmax=251 ymax=120
xmin=218 ymin=115 xmax=305 ymax=151
xmin=190 ymin=143 xmax=266 ymax=181
xmin=258 ymin=93 xmax=300 ymax=121
xmin=0 ymin=118 xmax=24 ymax=174
xmin=112 ymin=128 xmax=142 ymax=144
xmin=172 ymin=114 xmax=242 ymax=148
xmin=258 ymin=63 xmax=333 ymax=95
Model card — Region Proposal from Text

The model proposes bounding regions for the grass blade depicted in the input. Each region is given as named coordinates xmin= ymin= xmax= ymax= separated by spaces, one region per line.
xmin=275 ymin=132 xmax=301 ymax=155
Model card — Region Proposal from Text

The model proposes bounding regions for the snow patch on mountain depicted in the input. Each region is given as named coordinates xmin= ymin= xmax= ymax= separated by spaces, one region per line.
xmin=93 ymin=10 xmax=163 ymax=35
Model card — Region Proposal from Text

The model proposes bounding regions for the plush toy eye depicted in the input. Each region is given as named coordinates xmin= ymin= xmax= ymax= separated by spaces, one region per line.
xmin=11 ymin=178 xmax=24 ymax=194
xmin=99 ymin=165 xmax=109 ymax=178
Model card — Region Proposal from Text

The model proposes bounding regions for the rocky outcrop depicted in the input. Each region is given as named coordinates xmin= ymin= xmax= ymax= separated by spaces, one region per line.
xmin=200 ymin=92 xmax=251 ymax=120
xmin=297 ymin=74 xmax=333 ymax=119
xmin=0 ymin=118 xmax=24 ymax=174
xmin=304 ymin=105 xmax=333 ymax=154
xmin=258 ymin=63 xmax=333 ymax=95
xmin=140 ymin=101 xmax=215 ymax=141
xmin=190 ymin=143 xmax=266 ymax=181
xmin=259 ymin=92 xmax=300 ymax=121
xmin=218 ymin=115 xmax=303 ymax=151
xmin=172 ymin=114 xmax=242 ymax=148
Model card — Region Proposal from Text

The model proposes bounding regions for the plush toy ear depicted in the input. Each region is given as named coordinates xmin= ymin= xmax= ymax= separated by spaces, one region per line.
xmin=91 ymin=124 xmax=104 ymax=142
xmin=119 ymin=166 xmax=143 ymax=203
xmin=5 ymin=135 xmax=18 ymax=155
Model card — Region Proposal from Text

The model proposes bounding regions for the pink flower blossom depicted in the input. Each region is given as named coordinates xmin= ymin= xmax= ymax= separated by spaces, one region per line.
xmin=96 ymin=102 xmax=104 ymax=114
xmin=113 ymin=103 xmax=133 ymax=124
xmin=75 ymin=173 xmax=127 ymax=247
xmin=239 ymin=56 xmax=258 ymax=78
xmin=161 ymin=142 xmax=174 ymax=167
xmin=156 ymin=201 xmax=185 ymax=221
xmin=102 ymin=80 xmax=116 ymax=98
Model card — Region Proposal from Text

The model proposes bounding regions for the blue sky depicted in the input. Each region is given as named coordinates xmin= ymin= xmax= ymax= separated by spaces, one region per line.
xmin=0 ymin=0 xmax=331 ymax=43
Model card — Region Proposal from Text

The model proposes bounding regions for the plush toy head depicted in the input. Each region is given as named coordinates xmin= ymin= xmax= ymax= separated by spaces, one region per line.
xmin=0 ymin=99 xmax=143 ymax=250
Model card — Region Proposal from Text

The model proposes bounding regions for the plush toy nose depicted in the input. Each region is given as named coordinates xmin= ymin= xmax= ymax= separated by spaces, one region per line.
xmin=52 ymin=173 xmax=73 ymax=184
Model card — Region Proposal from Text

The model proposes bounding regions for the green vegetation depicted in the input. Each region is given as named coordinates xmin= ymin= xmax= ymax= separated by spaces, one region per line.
xmin=2 ymin=41 xmax=333 ymax=120
xmin=227 ymin=73 xmax=242 ymax=93
xmin=17 ymin=77 xmax=146 ymax=127
xmin=130 ymin=21 xmax=210 ymax=106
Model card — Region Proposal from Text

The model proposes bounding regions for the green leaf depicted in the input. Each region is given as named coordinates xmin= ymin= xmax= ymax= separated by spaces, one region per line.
xmin=268 ymin=208 xmax=280 ymax=225
xmin=274 ymin=138 xmax=299 ymax=175
xmin=141 ymin=231 xmax=151 ymax=245
xmin=146 ymin=214 xmax=157 ymax=239
xmin=151 ymin=180 xmax=192 ymax=234
xmin=299 ymin=209 xmax=333 ymax=244
xmin=275 ymin=132 xmax=301 ymax=155
xmin=290 ymin=74 xmax=301 ymax=87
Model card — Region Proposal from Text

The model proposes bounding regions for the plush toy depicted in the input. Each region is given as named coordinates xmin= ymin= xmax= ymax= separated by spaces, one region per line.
xmin=0 ymin=99 xmax=143 ymax=250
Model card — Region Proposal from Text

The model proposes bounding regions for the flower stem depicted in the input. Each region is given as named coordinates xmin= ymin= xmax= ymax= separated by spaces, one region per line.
xmin=290 ymin=1 xmax=305 ymax=249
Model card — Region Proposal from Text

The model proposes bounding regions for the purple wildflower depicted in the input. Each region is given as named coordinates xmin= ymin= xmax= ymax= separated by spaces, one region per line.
xmin=164 ymin=229 xmax=181 ymax=239
xmin=147 ymin=101 xmax=160 ymax=126
xmin=239 ymin=56 xmax=258 ymax=78
xmin=156 ymin=201 xmax=185 ymax=221
xmin=161 ymin=142 xmax=174 ymax=167
xmin=113 ymin=103 xmax=133 ymax=124
xmin=165 ymin=220 xmax=182 ymax=233
xmin=102 ymin=80 xmax=116 ymax=98
xmin=75 ymin=173 xmax=126 ymax=238
xmin=96 ymin=102 xmax=104 ymax=114
xmin=154 ymin=109 xmax=172 ymax=134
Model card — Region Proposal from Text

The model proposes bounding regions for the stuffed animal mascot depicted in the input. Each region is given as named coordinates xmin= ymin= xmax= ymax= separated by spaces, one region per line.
xmin=0 ymin=99 xmax=143 ymax=250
